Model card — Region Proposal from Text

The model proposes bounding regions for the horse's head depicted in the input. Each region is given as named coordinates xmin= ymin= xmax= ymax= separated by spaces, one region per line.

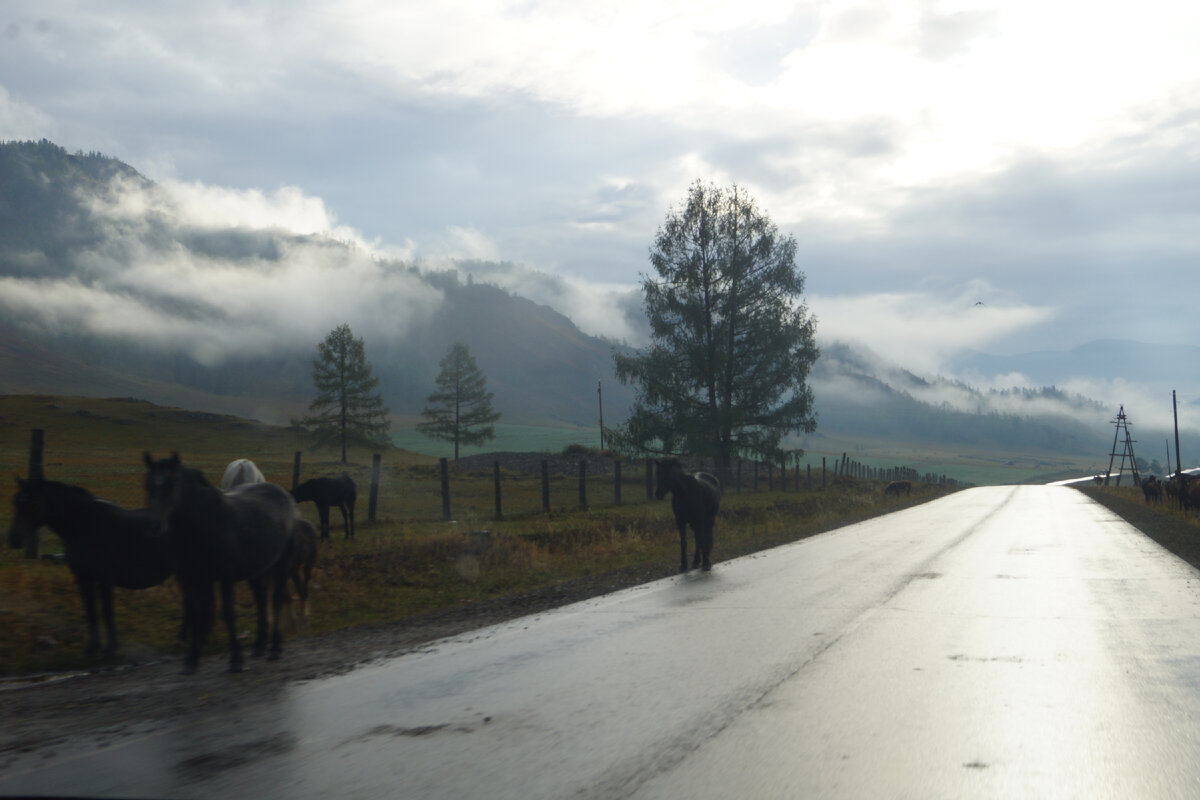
xmin=655 ymin=459 xmax=684 ymax=500
xmin=8 ymin=474 xmax=35 ymax=551
xmin=8 ymin=476 xmax=42 ymax=550
xmin=143 ymin=451 xmax=185 ymax=528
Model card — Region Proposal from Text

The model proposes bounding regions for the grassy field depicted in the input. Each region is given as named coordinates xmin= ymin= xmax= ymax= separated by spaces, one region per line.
xmin=0 ymin=394 xmax=964 ymax=676
xmin=390 ymin=421 xmax=602 ymax=460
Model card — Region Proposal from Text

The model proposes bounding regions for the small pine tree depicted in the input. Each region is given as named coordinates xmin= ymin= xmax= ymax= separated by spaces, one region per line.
xmin=294 ymin=323 xmax=390 ymax=462
xmin=417 ymin=342 xmax=500 ymax=459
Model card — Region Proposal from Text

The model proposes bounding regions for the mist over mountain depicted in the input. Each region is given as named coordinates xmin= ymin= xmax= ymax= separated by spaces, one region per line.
xmin=0 ymin=139 xmax=1191 ymax=463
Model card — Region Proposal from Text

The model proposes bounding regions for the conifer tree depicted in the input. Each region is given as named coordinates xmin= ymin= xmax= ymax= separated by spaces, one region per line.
xmin=418 ymin=341 xmax=500 ymax=459
xmin=612 ymin=181 xmax=819 ymax=474
xmin=295 ymin=323 xmax=390 ymax=462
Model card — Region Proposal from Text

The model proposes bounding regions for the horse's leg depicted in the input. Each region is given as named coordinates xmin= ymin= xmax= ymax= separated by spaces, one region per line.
xmin=99 ymin=582 xmax=119 ymax=654
xmin=677 ymin=521 xmax=689 ymax=572
xmin=269 ymin=563 xmax=288 ymax=659
xmin=318 ymin=504 xmax=331 ymax=540
xmin=692 ymin=524 xmax=702 ymax=569
xmin=219 ymin=578 xmax=243 ymax=672
xmin=341 ymin=502 xmax=352 ymax=540
xmin=75 ymin=575 xmax=102 ymax=655
xmin=700 ymin=522 xmax=713 ymax=572
xmin=349 ymin=500 xmax=355 ymax=539
xmin=183 ymin=580 xmax=212 ymax=674
xmin=249 ymin=577 xmax=269 ymax=657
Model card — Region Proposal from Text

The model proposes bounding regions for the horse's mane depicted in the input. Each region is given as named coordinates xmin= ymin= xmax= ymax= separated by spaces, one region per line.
xmin=32 ymin=479 xmax=95 ymax=504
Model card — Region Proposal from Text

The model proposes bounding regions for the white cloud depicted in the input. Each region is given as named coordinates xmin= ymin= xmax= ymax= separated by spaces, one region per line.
xmin=0 ymin=84 xmax=52 ymax=140
xmin=0 ymin=175 xmax=441 ymax=364
xmin=813 ymin=282 xmax=1055 ymax=375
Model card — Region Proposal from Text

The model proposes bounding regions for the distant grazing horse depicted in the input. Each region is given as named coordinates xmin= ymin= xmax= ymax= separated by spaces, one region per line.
xmin=144 ymin=452 xmax=297 ymax=673
xmin=220 ymin=458 xmax=265 ymax=490
xmin=885 ymin=480 xmax=912 ymax=496
xmin=292 ymin=474 xmax=357 ymax=540
xmin=1141 ymin=476 xmax=1162 ymax=504
xmin=655 ymin=458 xmax=721 ymax=572
xmin=7 ymin=477 xmax=174 ymax=655
xmin=220 ymin=458 xmax=316 ymax=625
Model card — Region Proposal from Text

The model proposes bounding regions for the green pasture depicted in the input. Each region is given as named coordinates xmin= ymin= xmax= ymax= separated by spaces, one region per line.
xmin=390 ymin=422 xmax=603 ymax=460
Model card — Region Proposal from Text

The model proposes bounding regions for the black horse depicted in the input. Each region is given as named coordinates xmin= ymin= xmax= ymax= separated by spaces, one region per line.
xmin=143 ymin=452 xmax=297 ymax=673
xmin=292 ymin=474 xmax=356 ymax=540
xmin=655 ymin=458 xmax=721 ymax=572
xmin=7 ymin=477 xmax=174 ymax=655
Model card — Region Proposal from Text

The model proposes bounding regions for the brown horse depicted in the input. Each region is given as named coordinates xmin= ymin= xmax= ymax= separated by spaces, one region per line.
xmin=655 ymin=459 xmax=721 ymax=572
xmin=885 ymin=480 xmax=912 ymax=496
xmin=7 ymin=478 xmax=174 ymax=655
xmin=144 ymin=452 xmax=297 ymax=673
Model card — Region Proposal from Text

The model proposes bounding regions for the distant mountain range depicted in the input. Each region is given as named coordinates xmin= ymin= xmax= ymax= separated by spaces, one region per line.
xmin=1 ymin=139 xmax=1194 ymax=462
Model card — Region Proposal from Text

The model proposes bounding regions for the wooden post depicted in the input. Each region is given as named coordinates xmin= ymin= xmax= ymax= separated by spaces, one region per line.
xmin=614 ymin=460 xmax=622 ymax=506
xmin=578 ymin=460 xmax=588 ymax=510
xmin=737 ymin=459 xmax=742 ymax=494
xmin=440 ymin=458 xmax=451 ymax=521
xmin=25 ymin=429 xmax=44 ymax=558
xmin=822 ymin=457 xmax=826 ymax=487
xmin=767 ymin=463 xmax=774 ymax=492
xmin=645 ymin=458 xmax=654 ymax=500
xmin=494 ymin=461 xmax=502 ymax=521
xmin=368 ymin=453 xmax=381 ymax=522
xmin=291 ymin=451 xmax=302 ymax=490
xmin=542 ymin=460 xmax=551 ymax=513
xmin=753 ymin=461 xmax=759 ymax=492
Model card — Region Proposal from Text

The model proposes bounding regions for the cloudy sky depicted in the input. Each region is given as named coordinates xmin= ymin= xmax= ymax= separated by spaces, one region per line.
xmin=2 ymin=0 xmax=1199 ymax=405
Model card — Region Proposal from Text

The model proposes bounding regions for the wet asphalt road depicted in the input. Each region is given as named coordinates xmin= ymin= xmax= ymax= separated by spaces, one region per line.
xmin=5 ymin=485 xmax=1200 ymax=798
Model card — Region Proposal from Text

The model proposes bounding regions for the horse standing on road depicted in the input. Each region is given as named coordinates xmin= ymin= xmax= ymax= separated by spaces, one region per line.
xmin=7 ymin=477 xmax=174 ymax=655
xmin=144 ymin=452 xmax=297 ymax=673
xmin=292 ymin=474 xmax=357 ymax=540
xmin=655 ymin=459 xmax=721 ymax=572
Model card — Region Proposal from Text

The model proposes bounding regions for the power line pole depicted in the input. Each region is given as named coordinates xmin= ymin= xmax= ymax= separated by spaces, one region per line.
xmin=597 ymin=380 xmax=605 ymax=451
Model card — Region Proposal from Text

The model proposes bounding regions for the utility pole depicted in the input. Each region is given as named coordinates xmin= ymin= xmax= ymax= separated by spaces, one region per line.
xmin=597 ymin=380 xmax=605 ymax=451
xmin=1174 ymin=390 xmax=1183 ymax=509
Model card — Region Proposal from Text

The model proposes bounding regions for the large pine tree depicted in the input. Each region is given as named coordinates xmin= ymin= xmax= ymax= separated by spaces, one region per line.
xmin=417 ymin=341 xmax=500 ymax=460
xmin=295 ymin=323 xmax=390 ymax=462
xmin=612 ymin=180 xmax=819 ymax=473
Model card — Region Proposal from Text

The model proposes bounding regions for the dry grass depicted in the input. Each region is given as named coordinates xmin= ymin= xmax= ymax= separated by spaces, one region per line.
xmin=0 ymin=394 xmax=955 ymax=675
xmin=1076 ymin=484 xmax=1200 ymax=571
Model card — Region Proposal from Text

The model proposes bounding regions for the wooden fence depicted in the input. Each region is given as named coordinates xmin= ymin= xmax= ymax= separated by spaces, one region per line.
xmin=17 ymin=429 xmax=958 ymax=557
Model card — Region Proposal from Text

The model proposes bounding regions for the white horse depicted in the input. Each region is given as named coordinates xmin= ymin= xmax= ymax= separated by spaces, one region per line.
xmin=220 ymin=458 xmax=266 ymax=490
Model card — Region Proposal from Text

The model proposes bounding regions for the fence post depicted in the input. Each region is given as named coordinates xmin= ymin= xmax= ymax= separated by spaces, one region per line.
xmin=292 ymin=451 xmax=302 ymax=490
xmin=614 ymin=460 xmax=622 ymax=506
xmin=368 ymin=453 xmax=381 ymax=522
xmin=737 ymin=460 xmax=742 ymax=494
xmin=440 ymin=458 xmax=451 ymax=521
xmin=542 ymin=460 xmax=551 ymax=512
xmin=578 ymin=460 xmax=588 ymax=510
xmin=768 ymin=463 xmax=774 ymax=492
xmin=494 ymin=461 xmax=502 ymax=521
xmin=822 ymin=457 xmax=826 ymax=487
xmin=25 ymin=429 xmax=44 ymax=558
xmin=645 ymin=458 xmax=653 ymax=500
xmin=754 ymin=461 xmax=759 ymax=492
